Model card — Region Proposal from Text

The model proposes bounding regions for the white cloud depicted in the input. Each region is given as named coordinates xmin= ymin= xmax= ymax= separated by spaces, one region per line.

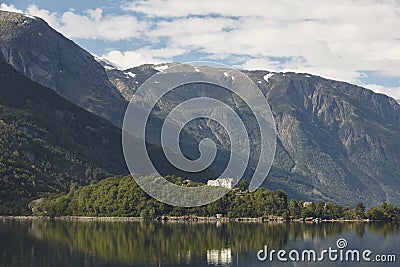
xmin=122 ymin=0 xmax=400 ymax=98
xmin=364 ymin=84 xmax=400 ymax=100
xmin=101 ymin=50 xmax=160 ymax=69
xmin=102 ymin=50 xmax=159 ymax=69
xmin=3 ymin=4 xmax=147 ymax=41
xmin=25 ymin=5 xmax=59 ymax=26
xmin=0 ymin=3 xmax=23 ymax=13
xmin=101 ymin=46 xmax=188 ymax=69
xmin=2 ymin=1 xmax=400 ymax=99
xmin=241 ymin=58 xmax=282 ymax=72
xmin=59 ymin=9 xmax=146 ymax=41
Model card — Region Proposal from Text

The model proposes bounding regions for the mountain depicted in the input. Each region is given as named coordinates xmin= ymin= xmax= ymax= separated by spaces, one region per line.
xmin=0 ymin=10 xmax=127 ymax=127
xmin=0 ymin=58 xmax=130 ymax=214
xmin=252 ymin=71 xmax=400 ymax=206
xmin=1 ymin=10 xmax=399 ymax=207
xmin=105 ymin=65 xmax=400 ymax=207
xmin=99 ymin=62 xmax=170 ymax=101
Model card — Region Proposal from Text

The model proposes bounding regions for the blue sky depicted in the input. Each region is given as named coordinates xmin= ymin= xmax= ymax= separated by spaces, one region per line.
xmin=2 ymin=0 xmax=400 ymax=99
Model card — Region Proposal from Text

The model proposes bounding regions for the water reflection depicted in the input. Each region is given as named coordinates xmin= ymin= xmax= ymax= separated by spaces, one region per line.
xmin=207 ymin=248 xmax=232 ymax=266
xmin=0 ymin=219 xmax=399 ymax=267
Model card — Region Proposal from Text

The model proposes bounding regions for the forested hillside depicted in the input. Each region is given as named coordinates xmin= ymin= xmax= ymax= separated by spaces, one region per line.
xmin=0 ymin=59 xmax=128 ymax=214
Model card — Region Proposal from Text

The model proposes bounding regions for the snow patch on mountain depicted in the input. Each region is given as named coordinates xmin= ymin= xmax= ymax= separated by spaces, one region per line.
xmin=263 ymin=73 xmax=274 ymax=82
xmin=125 ymin=72 xmax=136 ymax=78
xmin=155 ymin=64 xmax=169 ymax=72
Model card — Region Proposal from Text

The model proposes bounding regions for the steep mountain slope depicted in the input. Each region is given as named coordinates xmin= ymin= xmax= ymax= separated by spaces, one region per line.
xmin=0 ymin=11 xmax=127 ymax=126
xmin=0 ymin=59 xmax=129 ymax=214
xmin=105 ymin=65 xmax=400 ymax=207
xmin=250 ymin=71 xmax=400 ymax=206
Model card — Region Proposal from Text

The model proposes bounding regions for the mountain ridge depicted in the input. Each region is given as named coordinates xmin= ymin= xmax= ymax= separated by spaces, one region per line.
xmin=0 ymin=10 xmax=127 ymax=127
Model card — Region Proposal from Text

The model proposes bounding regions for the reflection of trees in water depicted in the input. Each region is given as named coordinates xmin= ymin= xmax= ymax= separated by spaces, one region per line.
xmin=288 ymin=222 xmax=345 ymax=241
xmin=0 ymin=220 xmax=105 ymax=267
xmin=1 ymin=219 xmax=398 ymax=267
xmin=366 ymin=222 xmax=400 ymax=237
xmin=21 ymin=220 xmax=400 ymax=266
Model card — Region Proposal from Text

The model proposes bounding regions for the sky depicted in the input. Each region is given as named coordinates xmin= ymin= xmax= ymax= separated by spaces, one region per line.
xmin=1 ymin=0 xmax=400 ymax=100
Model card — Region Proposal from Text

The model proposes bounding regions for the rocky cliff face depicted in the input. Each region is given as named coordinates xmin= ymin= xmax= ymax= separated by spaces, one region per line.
xmin=106 ymin=66 xmax=400 ymax=206
xmin=252 ymin=71 xmax=400 ymax=206
xmin=0 ymin=11 xmax=127 ymax=126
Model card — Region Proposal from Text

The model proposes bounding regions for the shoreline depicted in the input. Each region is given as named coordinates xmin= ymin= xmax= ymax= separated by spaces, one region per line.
xmin=0 ymin=215 xmax=378 ymax=223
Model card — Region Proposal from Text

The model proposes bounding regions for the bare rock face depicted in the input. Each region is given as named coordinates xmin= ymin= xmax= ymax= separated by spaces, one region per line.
xmin=0 ymin=11 xmax=127 ymax=127
xmin=249 ymin=71 xmax=400 ymax=206
xmin=28 ymin=198 xmax=46 ymax=213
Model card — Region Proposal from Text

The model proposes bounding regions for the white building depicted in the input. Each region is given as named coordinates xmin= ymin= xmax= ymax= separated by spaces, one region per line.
xmin=207 ymin=178 xmax=234 ymax=189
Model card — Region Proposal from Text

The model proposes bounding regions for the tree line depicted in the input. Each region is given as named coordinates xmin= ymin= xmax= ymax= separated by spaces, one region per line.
xmin=33 ymin=175 xmax=400 ymax=221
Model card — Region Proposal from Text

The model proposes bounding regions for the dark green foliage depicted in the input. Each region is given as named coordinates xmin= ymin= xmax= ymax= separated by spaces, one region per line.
xmin=34 ymin=175 xmax=400 ymax=221
xmin=366 ymin=207 xmax=386 ymax=220
xmin=366 ymin=203 xmax=400 ymax=221
xmin=35 ymin=175 xmax=287 ymax=218
xmin=238 ymin=180 xmax=249 ymax=191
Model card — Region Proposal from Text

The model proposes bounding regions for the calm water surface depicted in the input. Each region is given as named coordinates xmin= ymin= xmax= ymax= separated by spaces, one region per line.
xmin=0 ymin=219 xmax=399 ymax=267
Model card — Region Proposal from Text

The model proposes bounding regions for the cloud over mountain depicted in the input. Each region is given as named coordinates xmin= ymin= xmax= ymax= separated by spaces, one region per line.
xmin=1 ymin=0 xmax=400 ymax=99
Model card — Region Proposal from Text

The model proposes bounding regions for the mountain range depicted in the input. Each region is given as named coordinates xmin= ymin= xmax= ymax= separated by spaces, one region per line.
xmin=105 ymin=64 xmax=400 ymax=206
xmin=0 ymin=10 xmax=399 ymax=208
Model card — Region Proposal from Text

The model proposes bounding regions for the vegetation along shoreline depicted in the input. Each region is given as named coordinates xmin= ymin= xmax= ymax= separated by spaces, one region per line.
xmin=0 ymin=215 xmax=394 ymax=223
xmin=10 ymin=175 xmax=398 ymax=222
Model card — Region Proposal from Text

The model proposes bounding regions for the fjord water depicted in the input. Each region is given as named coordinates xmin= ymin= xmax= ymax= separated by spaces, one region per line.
xmin=0 ymin=219 xmax=399 ymax=267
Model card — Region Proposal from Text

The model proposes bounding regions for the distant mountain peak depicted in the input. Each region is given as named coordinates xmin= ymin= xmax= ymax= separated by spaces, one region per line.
xmin=0 ymin=10 xmax=127 ymax=127
xmin=93 ymin=54 xmax=119 ymax=71
xmin=0 ymin=9 xmax=37 ymax=21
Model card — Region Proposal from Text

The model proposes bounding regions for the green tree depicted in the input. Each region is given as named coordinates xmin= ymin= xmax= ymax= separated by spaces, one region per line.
xmin=238 ymin=180 xmax=249 ymax=191
xmin=354 ymin=202 xmax=366 ymax=219
xmin=301 ymin=203 xmax=316 ymax=218
xmin=366 ymin=207 xmax=386 ymax=220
